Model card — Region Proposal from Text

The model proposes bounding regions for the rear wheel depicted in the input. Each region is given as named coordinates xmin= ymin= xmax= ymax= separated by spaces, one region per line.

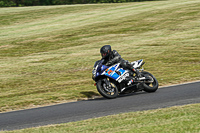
xmin=141 ymin=71 xmax=159 ymax=92
xmin=96 ymin=78 xmax=118 ymax=99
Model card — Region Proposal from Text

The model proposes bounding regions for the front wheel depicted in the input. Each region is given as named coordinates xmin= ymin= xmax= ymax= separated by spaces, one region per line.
xmin=96 ymin=79 xmax=118 ymax=99
xmin=141 ymin=71 xmax=159 ymax=92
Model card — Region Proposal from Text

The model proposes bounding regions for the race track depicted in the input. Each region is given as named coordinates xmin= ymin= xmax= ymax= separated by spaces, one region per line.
xmin=0 ymin=81 xmax=200 ymax=131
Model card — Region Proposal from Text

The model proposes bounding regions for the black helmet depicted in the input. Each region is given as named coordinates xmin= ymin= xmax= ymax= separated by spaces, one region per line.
xmin=100 ymin=45 xmax=112 ymax=59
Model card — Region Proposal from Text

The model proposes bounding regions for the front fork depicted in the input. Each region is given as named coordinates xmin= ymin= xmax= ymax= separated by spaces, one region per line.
xmin=102 ymin=78 xmax=116 ymax=93
xmin=102 ymin=78 xmax=111 ymax=88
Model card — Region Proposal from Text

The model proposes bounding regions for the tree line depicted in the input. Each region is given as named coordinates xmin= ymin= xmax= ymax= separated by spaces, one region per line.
xmin=0 ymin=0 xmax=157 ymax=7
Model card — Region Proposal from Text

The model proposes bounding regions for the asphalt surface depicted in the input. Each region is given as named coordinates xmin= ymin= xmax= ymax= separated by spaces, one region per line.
xmin=0 ymin=81 xmax=200 ymax=131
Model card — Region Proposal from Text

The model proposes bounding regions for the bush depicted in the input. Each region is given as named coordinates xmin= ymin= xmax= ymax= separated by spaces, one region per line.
xmin=0 ymin=1 xmax=5 ymax=7
xmin=0 ymin=0 xmax=159 ymax=7
xmin=0 ymin=0 xmax=16 ymax=7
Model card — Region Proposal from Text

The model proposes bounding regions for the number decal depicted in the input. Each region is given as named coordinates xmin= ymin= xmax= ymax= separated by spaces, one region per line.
xmin=107 ymin=70 xmax=113 ymax=75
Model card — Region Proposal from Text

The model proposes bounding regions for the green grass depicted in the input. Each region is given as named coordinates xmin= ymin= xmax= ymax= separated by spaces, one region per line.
xmin=2 ymin=103 xmax=200 ymax=133
xmin=0 ymin=0 xmax=200 ymax=112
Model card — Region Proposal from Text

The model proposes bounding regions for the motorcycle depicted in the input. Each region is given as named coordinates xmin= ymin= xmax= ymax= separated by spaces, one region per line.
xmin=92 ymin=59 xmax=159 ymax=99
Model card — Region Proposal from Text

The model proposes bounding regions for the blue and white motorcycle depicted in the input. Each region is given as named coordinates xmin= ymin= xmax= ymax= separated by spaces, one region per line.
xmin=92 ymin=59 xmax=159 ymax=99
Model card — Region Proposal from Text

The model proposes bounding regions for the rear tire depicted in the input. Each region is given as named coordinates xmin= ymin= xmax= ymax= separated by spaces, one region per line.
xmin=141 ymin=71 xmax=159 ymax=92
xmin=96 ymin=79 xmax=118 ymax=99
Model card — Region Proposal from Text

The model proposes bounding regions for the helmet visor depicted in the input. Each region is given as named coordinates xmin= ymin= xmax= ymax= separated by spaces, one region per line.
xmin=101 ymin=53 xmax=107 ymax=58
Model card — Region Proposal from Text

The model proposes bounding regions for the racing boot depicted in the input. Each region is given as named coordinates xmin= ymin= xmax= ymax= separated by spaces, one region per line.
xmin=126 ymin=62 xmax=141 ymax=82
xmin=130 ymin=67 xmax=142 ymax=81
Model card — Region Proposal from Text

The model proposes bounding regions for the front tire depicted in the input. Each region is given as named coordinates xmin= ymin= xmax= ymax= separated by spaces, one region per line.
xmin=141 ymin=71 xmax=159 ymax=92
xmin=96 ymin=79 xmax=118 ymax=99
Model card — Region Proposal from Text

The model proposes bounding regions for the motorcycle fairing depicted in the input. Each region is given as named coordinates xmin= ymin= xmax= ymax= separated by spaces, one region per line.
xmin=101 ymin=63 xmax=128 ymax=82
xmin=101 ymin=63 xmax=120 ymax=80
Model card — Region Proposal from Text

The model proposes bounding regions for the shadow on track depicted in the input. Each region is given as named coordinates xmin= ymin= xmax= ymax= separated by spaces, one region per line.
xmin=81 ymin=90 xmax=149 ymax=102
xmin=80 ymin=91 xmax=100 ymax=98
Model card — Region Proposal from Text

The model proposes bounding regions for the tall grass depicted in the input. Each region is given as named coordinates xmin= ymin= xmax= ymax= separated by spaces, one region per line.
xmin=0 ymin=0 xmax=200 ymax=112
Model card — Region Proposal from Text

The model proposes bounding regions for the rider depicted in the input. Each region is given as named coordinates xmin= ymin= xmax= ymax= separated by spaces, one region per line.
xmin=100 ymin=45 xmax=141 ymax=80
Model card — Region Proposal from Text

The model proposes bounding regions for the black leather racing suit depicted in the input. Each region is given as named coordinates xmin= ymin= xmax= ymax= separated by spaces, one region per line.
xmin=101 ymin=50 xmax=132 ymax=70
